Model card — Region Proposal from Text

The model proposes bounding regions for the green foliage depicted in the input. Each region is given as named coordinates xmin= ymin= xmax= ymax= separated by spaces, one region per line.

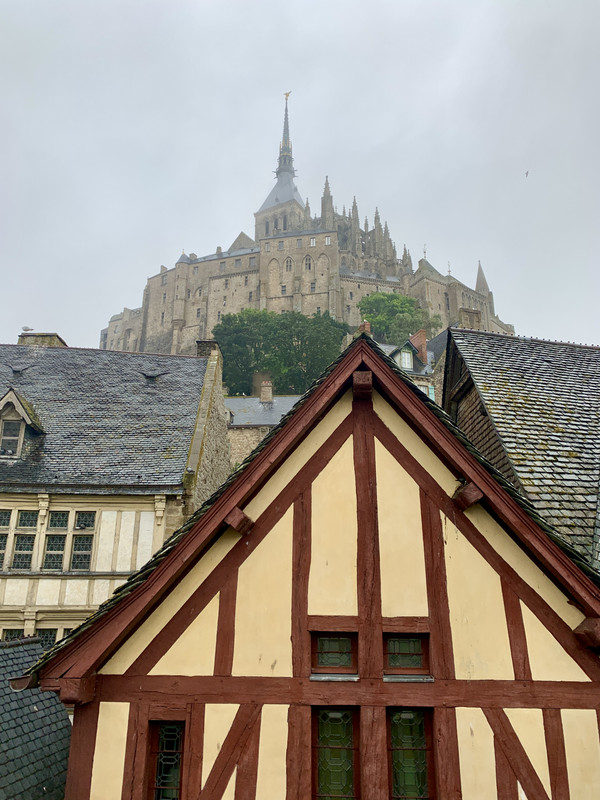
xmin=213 ymin=309 xmax=349 ymax=395
xmin=357 ymin=293 xmax=442 ymax=343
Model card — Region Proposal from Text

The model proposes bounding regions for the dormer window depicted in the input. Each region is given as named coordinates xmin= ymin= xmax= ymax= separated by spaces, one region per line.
xmin=0 ymin=419 xmax=22 ymax=456
xmin=401 ymin=349 xmax=413 ymax=370
xmin=0 ymin=390 xmax=44 ymax=460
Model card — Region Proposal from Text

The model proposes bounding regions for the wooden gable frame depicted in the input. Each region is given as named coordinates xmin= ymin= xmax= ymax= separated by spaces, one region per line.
xmin=29 ymin=336 xmax=600 ymax=698
xmin=21 ymin=335 xmax=600 ymax=800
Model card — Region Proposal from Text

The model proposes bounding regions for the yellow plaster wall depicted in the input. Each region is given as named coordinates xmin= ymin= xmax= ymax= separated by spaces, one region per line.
xmin=149 ymin=593 xmax=219 ymax=675
xmin=504 ymin=709 xmax=550 ymax=795
xmin=244 ymin=390 xmax=352 ymax=521
xmin=443 ymin=514 xmax=514 ymax=679
xmin=465 ymin=506 xmax=585 ymax=630
xmin=375 ymin=439 xmax=428 ymax=616
xmin=520 ymin=602 xmax=590 ymax=682
xmin=255 ymin=705 xmax=289 ymax=800
xmin=562 ymin=708 xmax=600 ymax=796
xmin=309 ymin=436 xmax=358 ymax=616
xmin=372 ymin=391 xmax=461 ymax=497
xmin=233 ymin=507 xmax=293 ymax=677
xmin=89 ymin=702 xmax=129 ymax=800
xmin=455 ymin=707 xmax=496 ymax=800
xmin=202 ymin=703 xmax=240 ymax=786
xmin=100 ymin=530 xmax=240 ymax=674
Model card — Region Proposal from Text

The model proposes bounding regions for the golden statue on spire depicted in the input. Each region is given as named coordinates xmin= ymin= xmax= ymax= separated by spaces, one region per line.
xmin=284 ymin=91 xmax=291 ymax=100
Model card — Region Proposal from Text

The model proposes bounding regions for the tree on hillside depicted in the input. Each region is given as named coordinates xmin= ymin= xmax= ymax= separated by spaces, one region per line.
xmin=357 ymin=293 xmax=442 ymax=343
xmin=213 ymin=309 xmax=349 ymax=395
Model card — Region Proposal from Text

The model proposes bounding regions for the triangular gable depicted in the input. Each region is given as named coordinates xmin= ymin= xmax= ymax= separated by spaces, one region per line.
xmin=25 ymin=336 xmax=600 ymax=703
xmin=0 ymin=388 xmax=44 ymax=432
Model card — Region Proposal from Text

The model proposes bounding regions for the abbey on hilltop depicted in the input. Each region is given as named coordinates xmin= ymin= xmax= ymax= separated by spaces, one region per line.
xmin=100 ymin=98 xmax=513 ymax=355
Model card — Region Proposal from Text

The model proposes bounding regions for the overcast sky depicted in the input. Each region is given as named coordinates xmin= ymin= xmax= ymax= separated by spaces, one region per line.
xmin=1 ymin=0 xmax=598 ymax=348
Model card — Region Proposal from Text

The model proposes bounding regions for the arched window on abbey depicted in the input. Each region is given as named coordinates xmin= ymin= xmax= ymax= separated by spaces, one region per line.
xmin=304 ymin=256 xmax=313 ymax=271
xmin=285 ymin=258 xmax=293 ymax=272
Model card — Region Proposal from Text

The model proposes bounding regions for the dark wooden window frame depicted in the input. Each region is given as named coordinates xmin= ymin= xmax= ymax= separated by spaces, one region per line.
xmin=311 ymin=632 xmax=359 ymax=675
xmin=383 ymin=633 xmax=430 ymax=676
xmin=387 ymin=708 xmax=435 ymax=800
xmin=312 ymin=707 xmax=360 ymax=800
xmin=147 ymin=719 xmax=186 ymax=800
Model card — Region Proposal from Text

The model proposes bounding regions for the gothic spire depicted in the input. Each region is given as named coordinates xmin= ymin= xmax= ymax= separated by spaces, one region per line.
xmin=276 ymin=93 xmax=295 ymax=178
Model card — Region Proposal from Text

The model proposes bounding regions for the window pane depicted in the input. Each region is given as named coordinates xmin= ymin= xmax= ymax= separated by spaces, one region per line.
xmin=75 ymin=511 xmax=96 ymax=529
xmin=18 ymin=510 xmax=38 ymax=528
xmin=43 ymin=535 xmax=66 ymax=570
xmin=389 ymin=710 xmax=430 ymax=799
xmin=386 ymin=637 xmax=424 ymax=669
xmin=0 ymin=510 xmax=10 ymax=527
xmin=12 ymin=534 xmax=35 ymax=569
xmin=316 ymin=709 xmax=357 ymax=799
xmin=0 ymin=533 xmax=7 ymax=569
xmin=317 ymin=637 xmax=353 ymax=668
xmin=70 ymin=535 xmax=93 ymax=569
xmin=49 ymin=511 xmax=69 ymax=529
xmin=150 ymin=722 xmax=184 ymax=800
xmin=2 ymin=629 xmax=25 ymax=641
xmin=36 ymin=628 xmax=58 ymax=650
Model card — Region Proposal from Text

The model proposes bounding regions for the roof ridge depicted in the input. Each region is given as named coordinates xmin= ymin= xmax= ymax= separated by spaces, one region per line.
xmin=451 ymin=327 xmax=600 ymax=350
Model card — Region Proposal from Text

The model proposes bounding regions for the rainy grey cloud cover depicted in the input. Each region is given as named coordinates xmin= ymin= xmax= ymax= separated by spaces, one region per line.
xmin=1 ymin=0 xmax=598 ymax=348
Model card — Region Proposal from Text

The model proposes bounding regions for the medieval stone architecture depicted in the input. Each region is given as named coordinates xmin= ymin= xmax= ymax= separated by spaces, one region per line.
xmin=101 ymin=99 xmax=513 ymax=355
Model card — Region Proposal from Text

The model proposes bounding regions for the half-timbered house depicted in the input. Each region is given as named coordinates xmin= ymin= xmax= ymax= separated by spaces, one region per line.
xmin=15 ymin=333 xmax=600 ymax=799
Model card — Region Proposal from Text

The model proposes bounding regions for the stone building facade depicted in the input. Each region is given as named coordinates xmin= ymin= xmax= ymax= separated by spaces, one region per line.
xmin=101 ymin=99 xmax=513 ymax=355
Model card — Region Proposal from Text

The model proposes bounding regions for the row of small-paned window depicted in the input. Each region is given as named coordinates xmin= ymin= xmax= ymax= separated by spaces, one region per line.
xmin=0 ymin=510 xmax=96 ymax=571
xmin=146 ymin=709 xmax=431 ymax=800
xmin=1 ymin=627 xmax=71 ymax=649
xmin=312 ymin=633 xmax=429 ymax=676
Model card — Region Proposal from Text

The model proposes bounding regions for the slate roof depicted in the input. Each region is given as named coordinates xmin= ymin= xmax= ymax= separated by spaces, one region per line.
xmin=258 ymin=172 xmax=305 ymax=212
xmin=0 ymin=344 xmax=209 ymax=493
xmin=448 ymin=329 xmax=600 ymax=563
xmin=225 ymin=396 xmax=300 ymax=426
xmin=24 ymin=333 xmax=600 ymax=684
xmin=0 ymin=638 xmax=71 ymax=800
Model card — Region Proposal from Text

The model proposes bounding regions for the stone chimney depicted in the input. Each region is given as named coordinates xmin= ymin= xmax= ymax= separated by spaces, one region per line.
xmin=260 ymin=380 xmax=273 ymax=404
xmin=196 ymin=340 xmax=222 ymax=358
xmin=17 ymin=332 xmax=68 ymax=347
xmin=409 ymin=328 xmax=427 ymax=365
xmin=357 ymin=320 xmax=372 ymax=336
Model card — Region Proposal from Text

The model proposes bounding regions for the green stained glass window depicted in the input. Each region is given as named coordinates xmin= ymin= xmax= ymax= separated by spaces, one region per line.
xmin=315 ymin=709 xmax=358 ymax=799
xmin=384 ymin=635 xmax=428 ymax=673
xmin=389 ymin=709 xmax=431 ymax=799
xmin=70 ymin=534 xmax=93 ymax=570
xmin=0 ymin=510 xmax=11 ymax=527
xmin=316 ymin=636 xmax=354 ymax=669
xmin=149 ymin=721 xmax=184 ymax=800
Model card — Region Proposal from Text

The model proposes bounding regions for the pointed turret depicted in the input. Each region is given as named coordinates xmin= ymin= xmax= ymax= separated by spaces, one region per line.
xmin=276 ymin=94 xmax=294 ymax=178
xmin=350 ymin=197 xmax=361 ymax=255
xmin=321 ymin=176 xmax=334 ymax=229
xmin=476 ymin=260 xmax=495 ymax=316
xmin=475 ymin=260 xmax=490 ymax=294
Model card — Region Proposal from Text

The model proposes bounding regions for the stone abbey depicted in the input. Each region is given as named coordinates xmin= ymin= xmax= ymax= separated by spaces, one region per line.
xmin=100 ymin=99 xmax=513 ymax=355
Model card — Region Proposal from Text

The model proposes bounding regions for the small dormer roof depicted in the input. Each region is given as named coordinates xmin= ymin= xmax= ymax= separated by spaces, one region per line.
xmin=0 ymin=389 xmax=44 ymax=432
